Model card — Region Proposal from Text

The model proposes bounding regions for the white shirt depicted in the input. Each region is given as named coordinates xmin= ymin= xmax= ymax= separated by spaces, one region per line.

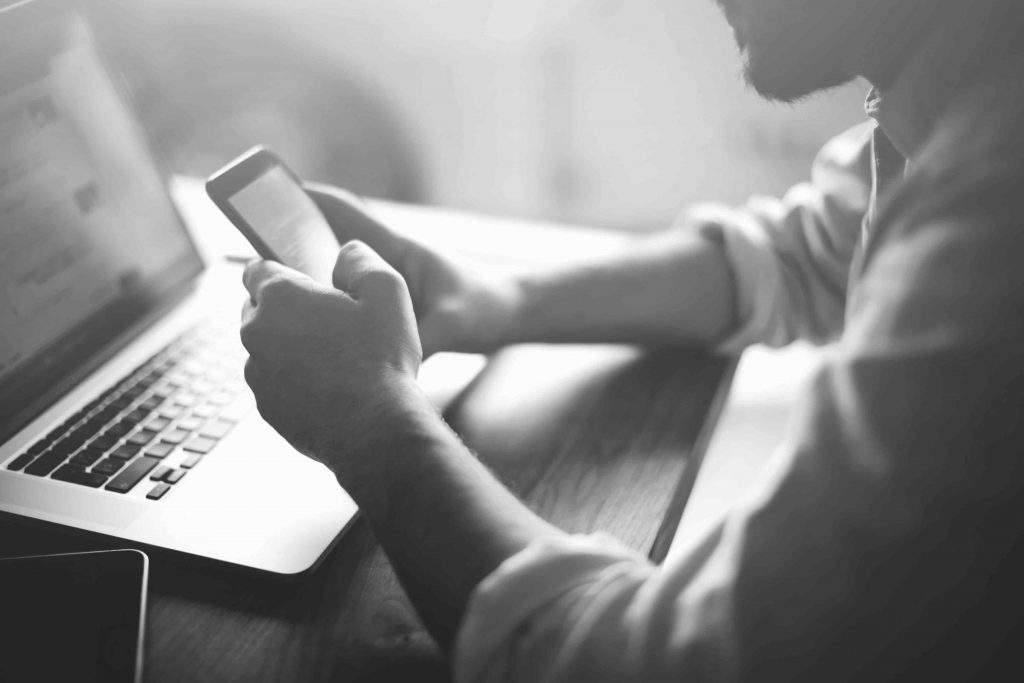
xmin=454 ymin=60 xmax=1024 ymax=682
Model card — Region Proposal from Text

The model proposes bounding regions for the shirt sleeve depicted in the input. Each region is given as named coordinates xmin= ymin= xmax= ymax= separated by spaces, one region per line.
xmin=682 ymin=121 xmax=875 ymax=352
xmin=454 ymin=144 xmax=1024 ymax=682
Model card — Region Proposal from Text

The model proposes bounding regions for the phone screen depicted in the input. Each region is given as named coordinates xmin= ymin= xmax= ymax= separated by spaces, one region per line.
xmin=0 ymin=550 xmax=147 ymax=683
xmin=226 ymin=165 xmax=340 ymax=284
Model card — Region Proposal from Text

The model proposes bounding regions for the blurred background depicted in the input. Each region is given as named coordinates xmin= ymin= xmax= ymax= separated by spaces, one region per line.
xmin=88 ymin=0 xmax=868 ymax=232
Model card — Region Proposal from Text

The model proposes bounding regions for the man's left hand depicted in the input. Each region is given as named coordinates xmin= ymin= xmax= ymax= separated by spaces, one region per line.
xmin=240 ymin=241 xmax=423 ymax=467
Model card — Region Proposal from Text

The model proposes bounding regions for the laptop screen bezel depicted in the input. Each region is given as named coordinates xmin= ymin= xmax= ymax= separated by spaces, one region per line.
xmin=0 ymin=0 xmax=206 ymax=446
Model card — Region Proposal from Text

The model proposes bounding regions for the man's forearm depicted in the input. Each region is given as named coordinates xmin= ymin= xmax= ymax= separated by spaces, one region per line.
xmin=330 ymin=384 xmax=562 ymax=652
xmin=507 ymin=228 xmax=736 ymax=347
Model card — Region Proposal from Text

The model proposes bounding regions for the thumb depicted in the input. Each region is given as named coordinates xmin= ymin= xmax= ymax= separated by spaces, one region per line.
xmin=332 ymin=240 xmax=408 ymax=303
xmin=242 ymin=258 xmax=310 ymax=302
xmin=305 ymin=182 xmax=407 ymax=270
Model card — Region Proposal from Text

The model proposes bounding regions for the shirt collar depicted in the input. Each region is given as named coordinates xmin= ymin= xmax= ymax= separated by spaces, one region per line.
xmin=863 ymin=63 xmax=934 ymax=162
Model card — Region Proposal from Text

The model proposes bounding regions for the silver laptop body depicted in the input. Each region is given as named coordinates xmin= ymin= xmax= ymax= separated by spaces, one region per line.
xmin=0 ymin=0 xmax=357 ymax=576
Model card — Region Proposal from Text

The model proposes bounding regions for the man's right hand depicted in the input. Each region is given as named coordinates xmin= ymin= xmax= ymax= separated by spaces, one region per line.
xmin=306 ymin=182 xmax=523 ymax=356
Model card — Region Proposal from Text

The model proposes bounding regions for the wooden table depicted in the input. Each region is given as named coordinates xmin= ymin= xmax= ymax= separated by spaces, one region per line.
xmin=0 ymin=183 xmax=737 ymax=682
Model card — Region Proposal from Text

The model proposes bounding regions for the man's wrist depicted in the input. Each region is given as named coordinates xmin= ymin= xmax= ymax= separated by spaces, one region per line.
xmin=322 ymin=377 xmax=444 ymax=509
xmin=498 ymin=272 xmax=533 ymax=347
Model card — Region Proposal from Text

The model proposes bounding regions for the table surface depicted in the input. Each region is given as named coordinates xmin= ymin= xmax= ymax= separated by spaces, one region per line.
xmin=0 ymin=182 xmax=737 ymax=682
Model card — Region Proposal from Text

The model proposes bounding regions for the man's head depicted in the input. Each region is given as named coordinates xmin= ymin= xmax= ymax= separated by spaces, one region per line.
xmin=714 ymin=0 xmax=964 ymax=101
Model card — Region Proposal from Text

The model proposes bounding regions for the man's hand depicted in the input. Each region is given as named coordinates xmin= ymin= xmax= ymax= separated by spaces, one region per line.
xmin=306 ymin=183 xmax=523 ymax=356
xmin=240 ymin=242 xmax=423 ymax=466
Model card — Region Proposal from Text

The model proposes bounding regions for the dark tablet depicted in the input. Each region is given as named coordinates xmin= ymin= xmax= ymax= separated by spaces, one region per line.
xmin=0 ymin=549 xmax=148 ymax=683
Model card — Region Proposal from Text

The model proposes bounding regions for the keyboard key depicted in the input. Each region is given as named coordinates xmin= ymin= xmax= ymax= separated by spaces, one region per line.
xmin=52 ymin=465 xmax=107 ymax=488
xmin=27 ymin=441 xmax=49 ymax=457
xmin=65 ymin=425 xmax=91 ymax=444
xmin=159 ymin=405 xmax=185 ymax=420
xmin=92 ymin=458 xmax=126 ymax=476
xmin=145 ymin=442 xmax=175 ymax=459
xmin=208 ymin=392 xmax=234 ymax=406
xmin=146 ymin=483 xmax=172 ymax=500
xmin=109 ymin=397 xmax=132 ymax=412
xmin=199 ymin=420 xmax=234 ymax=440
xmin=24 ymin=449 xmax=69 ymax=477
xmin=177 ymin=416 xmax=204 ymax=432
xmin=175 ymin=393 xmax=198 ymax=407
xmin=125 ymin=409 xmax=149 ymax=423
xmin=49 ymin=440 xmax=76 ymax=457
xmin=69 ymin=448 xmax=104 ymax=467
xmin=44 ymin=425 xmax=65 ymax=442
xmin=90 ymin=435 xmax=118 ymax=451
xmin=140 ymin=397 xmax=163 ymax=411
xmin=145 ymin=417 xmax=172 ymax=432
xmin=106 ymin=422 xmax=131 ymax=438
xmin=192 ymin=404 xmax=218 ymax=419
xmin=127 ymin=429 xmax=159 ymax=446
xmin=161 ymin=429 xmax=189 ymax=445
xmin=150 ymin=465 xmax=172 ymax=481
xmin=122 ymin=387 xmax=145 ymax=401
xmin=182 ymin=437 xmax=216 ymax=455
xmin=105 ymin=457 xmax=160 ymax=493
xmin=164 ymin=468 xmax=186 ymax=484
xmin=6 ymin=452 xmax=36 ymax=471
xmin=180 ymin=453 xmax=202 ymax=469
xmin=111 ymin=444 xmax=142 ymax=460
xmin=82 ymin=416 xmax=107 ymax=434
xmin=190 ymin=379 xmax=216 ymax=395
xmin=63 ymin=434 xmax=88 ymax=452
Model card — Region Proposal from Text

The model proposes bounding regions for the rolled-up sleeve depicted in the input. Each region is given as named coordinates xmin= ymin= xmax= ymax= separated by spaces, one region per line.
xmin=454 ymin=143 xmax=1024 ymax=681
xmin=688 ymin=121 xmax=875 ymax=352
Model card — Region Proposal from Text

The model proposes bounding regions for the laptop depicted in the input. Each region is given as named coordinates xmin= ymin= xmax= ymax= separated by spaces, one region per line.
xmin=0 ymin=0 xmax=360 ymax=575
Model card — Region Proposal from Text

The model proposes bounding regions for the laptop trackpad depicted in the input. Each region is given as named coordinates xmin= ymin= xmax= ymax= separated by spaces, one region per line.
xmin=0 ymin=473 xmax=144 ymax=530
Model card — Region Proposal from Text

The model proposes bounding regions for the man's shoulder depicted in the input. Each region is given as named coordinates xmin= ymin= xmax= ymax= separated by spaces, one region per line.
xmin=921 ymin=59 xmax=1024 ymax=184
xmin=886 ymin=59 xmax=1024 ymax=235
xmin=860 ymin=61 xmax=1024 ymax=345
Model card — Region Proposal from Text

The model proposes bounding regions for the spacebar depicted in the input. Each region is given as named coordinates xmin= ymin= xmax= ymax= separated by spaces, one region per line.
xmin=105 ymin=457 xmax=160 ymax=493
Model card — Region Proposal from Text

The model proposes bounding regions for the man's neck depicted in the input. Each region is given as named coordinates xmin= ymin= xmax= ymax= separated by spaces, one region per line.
xmin=871 ymin=13 xmax=1001 ymax=161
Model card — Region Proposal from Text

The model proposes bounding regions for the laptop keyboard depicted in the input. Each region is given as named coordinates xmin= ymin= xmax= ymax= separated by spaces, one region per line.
xmin=4 ymin=318 xmax=254 ymax=500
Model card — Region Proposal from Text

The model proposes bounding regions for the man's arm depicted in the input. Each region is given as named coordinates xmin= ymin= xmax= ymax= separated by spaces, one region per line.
xmin=334 ymin=386 xmax=562 ymax=650
xmin=506 ymin=227 xmax=737 ymax=346
xmin=238 ymin=247 xmax=566 ymax=652
xmin=306 ymin=122 xmax=872 ymax=356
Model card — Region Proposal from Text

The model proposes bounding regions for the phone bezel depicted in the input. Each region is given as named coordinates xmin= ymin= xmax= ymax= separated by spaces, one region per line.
xmin=204 ymin=145 xmax=307 ymax=263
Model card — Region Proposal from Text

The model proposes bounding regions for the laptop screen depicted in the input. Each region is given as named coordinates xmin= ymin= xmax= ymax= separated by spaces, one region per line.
xmin=0 ymin=1 xmax=203 ymax=442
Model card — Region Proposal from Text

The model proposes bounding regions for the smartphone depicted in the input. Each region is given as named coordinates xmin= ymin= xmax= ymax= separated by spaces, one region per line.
xmin=0 ymin=549 xmax=148 ymax=683
xmin=205 ymin=146 xmax=341 ymax=284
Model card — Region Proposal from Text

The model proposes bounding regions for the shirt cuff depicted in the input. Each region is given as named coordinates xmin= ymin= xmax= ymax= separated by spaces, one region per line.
xmin=678 ymin=202 xmax=789 ymax=353
xmin=454 ymin=533 xmax=646 ymax=683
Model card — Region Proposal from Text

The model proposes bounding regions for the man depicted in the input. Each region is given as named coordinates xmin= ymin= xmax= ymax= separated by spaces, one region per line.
xmin=239 ymin=0 xmax=1024 ymax=679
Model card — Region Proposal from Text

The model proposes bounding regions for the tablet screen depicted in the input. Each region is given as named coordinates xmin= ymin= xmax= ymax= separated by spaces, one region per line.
xmin=0 ymin=550 xmax=147 ymax=683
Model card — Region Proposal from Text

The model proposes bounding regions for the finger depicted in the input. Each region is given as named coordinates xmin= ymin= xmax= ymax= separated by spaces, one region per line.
xmin=332 ymin=240 xmax=407 ymax=302
xmin=242 ymin=259 xmax=307 ymax=303
xmin=305 ymin=183 xmax=406 ymax=267
xmin=241 ymin=297 xmax=256 ymax=324
xmin=239 ymin=298 xmax=258 ymax=353
xmin=242 ymin=355 xmax=272 ymax=402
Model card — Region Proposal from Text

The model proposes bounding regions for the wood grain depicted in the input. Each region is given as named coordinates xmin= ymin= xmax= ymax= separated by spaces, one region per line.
xmin=0 ymin=343 xmax=732 ymax=682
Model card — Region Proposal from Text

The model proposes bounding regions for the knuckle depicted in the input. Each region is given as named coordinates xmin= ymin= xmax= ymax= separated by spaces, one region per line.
xmin=239 ymin=322 xmax=256 ymax=351
xmin=359 ymin=267 xmax=404 ymax=294
xmin=242 ymin=356 xmax=259 ymax=387
xmin=338 ymin=239 xmax=368 ymax=260
xmin=258 ymin=275 xmax=294 ymax=306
